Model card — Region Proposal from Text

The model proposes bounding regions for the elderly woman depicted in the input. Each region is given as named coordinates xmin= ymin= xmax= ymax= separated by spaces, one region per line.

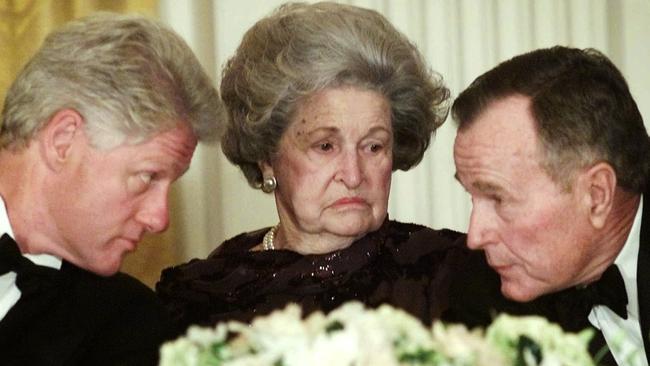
xmin=157 ymin=1 xmax=466 ymax=331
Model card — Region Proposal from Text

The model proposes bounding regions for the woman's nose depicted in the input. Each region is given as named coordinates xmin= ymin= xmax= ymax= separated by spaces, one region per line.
xmin=335 ymin=150 xmax=363 ymax=188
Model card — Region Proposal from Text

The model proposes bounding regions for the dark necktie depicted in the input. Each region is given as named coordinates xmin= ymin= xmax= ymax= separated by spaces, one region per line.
xmin=576 ymin=265 xmax=628 ymax=319
xmin=0 ymin=234 xmax=61 ymax=296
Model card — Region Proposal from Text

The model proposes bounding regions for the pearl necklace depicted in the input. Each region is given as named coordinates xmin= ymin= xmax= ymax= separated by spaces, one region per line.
xmin=262 ymin=225 xmax=278 ymax=251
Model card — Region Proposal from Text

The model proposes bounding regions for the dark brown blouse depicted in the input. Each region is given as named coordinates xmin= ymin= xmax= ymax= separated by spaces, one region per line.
xmin=156 ymin=219 xmax=468 ymax=333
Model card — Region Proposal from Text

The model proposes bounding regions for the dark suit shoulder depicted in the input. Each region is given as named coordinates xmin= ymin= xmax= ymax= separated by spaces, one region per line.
xmin=63 ymin=264 xmax=174 ymax=365
xmin=441 ymin=249 xmax=508 ymax=327
xmin=1 ymin=263 xmax=172 ymax=366
xmin=68 ymin=265 xmax=159 ymax=304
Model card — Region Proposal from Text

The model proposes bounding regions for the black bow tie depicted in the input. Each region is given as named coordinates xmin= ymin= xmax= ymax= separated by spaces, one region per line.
xmin=0 ymin=234 xmax=61 ymax=295
xmin=576 ymin=265 xmax=628 ymax=319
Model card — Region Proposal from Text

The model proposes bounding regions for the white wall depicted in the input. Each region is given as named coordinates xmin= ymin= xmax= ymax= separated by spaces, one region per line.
xmin=159 ymin=0 xmax=650 ymax=260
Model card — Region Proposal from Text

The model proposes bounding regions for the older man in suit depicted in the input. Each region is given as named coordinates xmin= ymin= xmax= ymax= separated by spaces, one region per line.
xmin=447 ymin=46 xmax=650 ymax=365
xmin=0 ymin=13 xmax=223 ymax=365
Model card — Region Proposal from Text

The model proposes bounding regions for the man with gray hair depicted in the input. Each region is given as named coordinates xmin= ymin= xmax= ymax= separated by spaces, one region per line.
xmin=447 ymin=46 xmax=650 ymax=365
xmin=0 ymin=13 xmax=223 ymax=365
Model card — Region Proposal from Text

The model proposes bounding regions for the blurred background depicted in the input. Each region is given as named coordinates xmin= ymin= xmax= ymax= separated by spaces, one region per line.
xmin=1 ymin=0 xmax=649 ymax=288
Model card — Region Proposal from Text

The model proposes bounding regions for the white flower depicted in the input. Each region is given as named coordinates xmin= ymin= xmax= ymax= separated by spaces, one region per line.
xmin=486 ymin=314 xmax=595 ymax=366
xmin=431 ymin=322 xmax=506 ymax=366
xmin=159 ymin=325 xmax=228 ymax=366
xmin=159 ymin=302 xmax=597 ymax=366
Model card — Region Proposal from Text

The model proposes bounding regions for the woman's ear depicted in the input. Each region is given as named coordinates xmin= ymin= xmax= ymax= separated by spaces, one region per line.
xmin=579 ymin=162 xmax=616 ymax=229
xmin=258 ymin=160 xmax=274 ymax=178
xmin=39 ymin=109 xmax=84 ymax=171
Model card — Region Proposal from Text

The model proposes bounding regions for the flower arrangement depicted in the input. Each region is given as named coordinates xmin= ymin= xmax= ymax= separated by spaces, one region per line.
xmin=159 ymin=301 xmax=595 ymax=366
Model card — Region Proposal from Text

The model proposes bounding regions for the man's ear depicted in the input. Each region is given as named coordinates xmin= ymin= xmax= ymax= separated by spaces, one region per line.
xmin=579 ymin=162 xmax=616 ymax=229
xmin=40 ymin=109 xmax=84 ymax=170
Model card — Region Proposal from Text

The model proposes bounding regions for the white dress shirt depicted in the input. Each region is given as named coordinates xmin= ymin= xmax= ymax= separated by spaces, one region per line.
xmin=589 ymin=197 xmax=647 ymax=366
xmin=0 ymin=196 xmax=61 ymax=321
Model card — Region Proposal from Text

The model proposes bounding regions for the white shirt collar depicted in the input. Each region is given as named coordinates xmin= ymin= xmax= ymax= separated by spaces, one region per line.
xmin=0 ymin=195 xmax=15 ymax=240
xmin=614 ymin=196 xmax=642 ymax=318
xmin=0 ymin=195 xmax=62 ymax=270
xmin=588 ymin=195 xmax=646 ymax=366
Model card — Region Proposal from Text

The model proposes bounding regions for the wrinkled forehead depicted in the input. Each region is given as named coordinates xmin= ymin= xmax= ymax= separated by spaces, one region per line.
xmin=288 ymin=87 xmax=391 ymax=134
xmin=453 ymin=96 xmax=548 ymax=187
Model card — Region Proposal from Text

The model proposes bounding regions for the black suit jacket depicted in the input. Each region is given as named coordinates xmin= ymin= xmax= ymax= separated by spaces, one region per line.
xmin=0 ymin=261 xmax=174 ymax=366
xmin=443 ymin=192 xmax=650 ymax=366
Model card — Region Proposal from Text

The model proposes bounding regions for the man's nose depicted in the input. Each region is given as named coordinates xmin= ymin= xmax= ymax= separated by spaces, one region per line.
xmin=466 ymin=201 xmax=497 ymax=250
xmin=136 ymin=186 xmax=170 ymax=234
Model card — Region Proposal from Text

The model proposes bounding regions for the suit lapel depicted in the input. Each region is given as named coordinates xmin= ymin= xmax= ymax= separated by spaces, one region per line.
xmin=638 ymin=193 xmax=650 ymax=364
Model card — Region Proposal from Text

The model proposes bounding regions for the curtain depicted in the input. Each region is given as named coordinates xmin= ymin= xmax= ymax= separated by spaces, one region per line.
xmin=0 ymin=0 xmax=158 ymax=102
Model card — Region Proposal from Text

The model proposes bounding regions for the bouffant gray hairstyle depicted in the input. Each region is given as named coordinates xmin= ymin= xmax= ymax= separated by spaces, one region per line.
xmin=1 ymin=12 xmax=224 ymax=150
xmin=220 ymin=1 xmax=450 ymax=189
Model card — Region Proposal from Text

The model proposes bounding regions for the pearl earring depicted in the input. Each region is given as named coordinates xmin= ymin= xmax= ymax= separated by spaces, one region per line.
xmin=261 ymin=176 xmax=277 ymax=193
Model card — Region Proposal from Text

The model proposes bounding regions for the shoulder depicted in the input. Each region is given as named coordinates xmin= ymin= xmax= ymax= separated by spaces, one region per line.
xmin=64 ymin=264 xmax=170 ymax=328
xmin=157 ymin=228 xmax=268 ymax=291
xmin=383 ymin=220 xmax=467 ymax=263
xmin=62 ymin=264 xmax=173 ymax=364
xmin=210 ymin=227 xmax=268 ymax=256
xmin=388 ymin=220 xmax=465 ymax=241
xmin=157 ymin=228 xmax=266 ymax=292
xmin=156 ymin=228 xmax=272 ymax=330
xmin=67 ymin=264 xmax=159 ymax=306
xmin=441 ymin=249 xmax=503 ymax=326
